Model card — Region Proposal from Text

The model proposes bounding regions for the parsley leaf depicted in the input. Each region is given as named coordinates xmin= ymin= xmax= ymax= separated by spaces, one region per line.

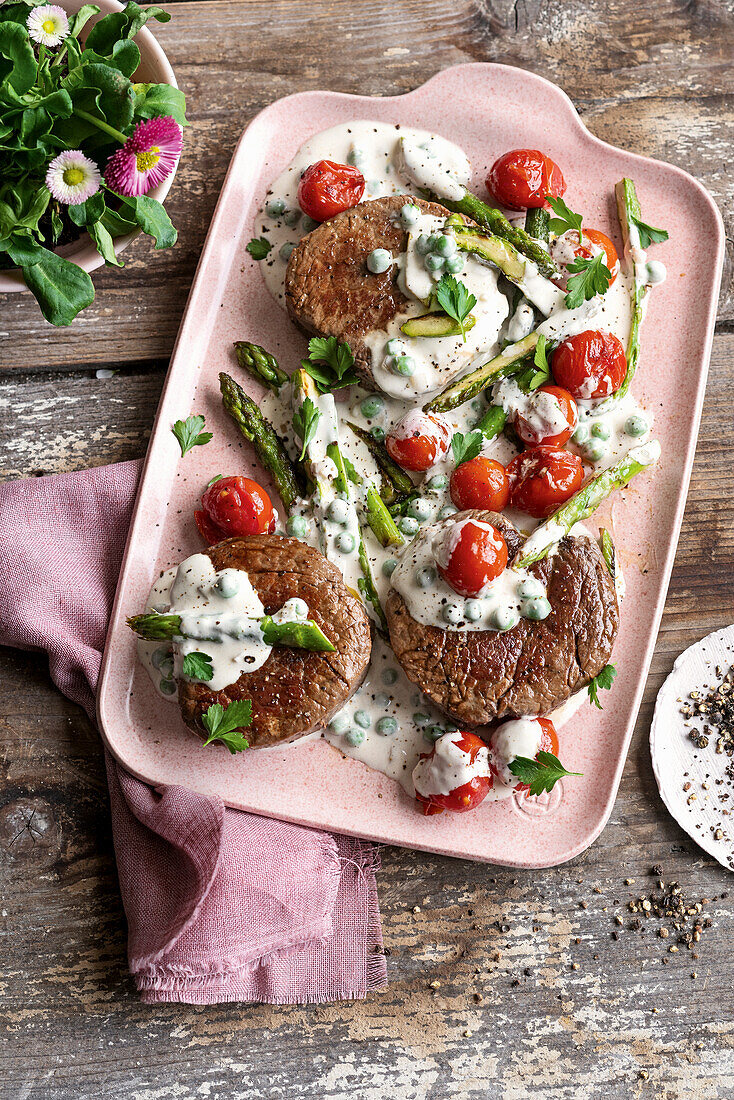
xmin=546 ymin=195 xmax=584 ymax=238
xmin=293 ymin=396 xmax=321 ymax=461
xmin=630 ymin=216 xmax=669 ymax=250
xmin=206 ymin=473 xmax=223 ymax=487
xmin=508 ymin=751 xmax=582 ymax=796
xmin=301 ymin=336 xmax=360 ymax=393
xmin=246 ymin=236 xmax=272 ymax=260
xmin=564 ymin=252 xmax=612 ymax=309
xmin=202 ymin=699 xmax=253 ymax=754
xmin=451 ymin=430 xmax=483 ymax=467
xmin=182 ymin=652 xmax=214 ymax=682
xmin=516 ymin=333 xmax=551 ymax=393
xmin=172 ymin=415 xmax=213 ymax=457
xmin=434 ymin=274 xmax=477 ymax=341
xmin=587 ymin=663 xmax=617 ymax=710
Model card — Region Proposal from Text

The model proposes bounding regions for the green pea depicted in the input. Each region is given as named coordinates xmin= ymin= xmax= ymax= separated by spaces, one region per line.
xmin=279 ymin=242 xmax=295 ymax=261
xmin=415 ymin=234 xmax=432 ymax=255
xmin=425 ymin=253 xmax=445 ymax=272
xmin=433 ymin=234 xmax=457 ymax=257
xmin=327 ymin=498 xmax=350 ymax=525
xmin=591 ymin=421 xmax=611 ymax=440
xmin=523 ymin=596 xmax=552 ymax=621
xmin=517 ymin=577 xmax=544 ymax=599
xmin=401 ymin=203 xmax=421 ymax=226
xmin=425 ymin=725 xmax=446 ymax=743
xmin=374 ymin=693 xmax=390 ymax=708
xmin=215 ymin=573 xmax=240 ymax=598
xmin=283 ymin=208 xmax=300 ymax=228
xmin=445 ymin=254 xmax=464 ymax=274
xmin=464 ymin=599 xmax=483 ymax=621
xmin=159 ymin=678 xmax=176 ymax=695
xmin=302 ymin=215 xmax=320 ymax=232
xmin=395 ymin=355 xmax=415 ymax=376
xmin=443 ymin=603 xmax=463 ymax=625
xmin=427 ymin=234 xmax=442 ymax=251
xmin=492 ymin=605 xmax=519 ymax=632
xmin=371 ymin=426 xmax=386 ymax=441
xmin=347 ymin=147 xmax=365 ymax=167
xmin=625 ymin=414 xmax=648 ymax=437
xmin=157 ymin=657 xmax=174 ymax=679
xmin=345 ymin=727 xmax=365 ymax=746
xmin=439 ymin=505 xmax=458 ymax=520
xmin=367 ymin=248 xmax=392 ymax=274
xmin=382 ymin=558 xmax=398 ymax=577
xmin=386 ymin=338 xmax=406 ymax=356
xmin=399 ymin=516 xmax=419 ymax=536
xmin=413 ymin=712 xmax=431 ymax=727
xmin=152 ymin=645 xmax=172 ymax=670
xmin=382 ymin=668 xmax=398 ymax=685
xmin=377 ymin=717 xmax=398 ymax=736
xmin=584 ymin=439 xmax=607 ymax=462
xmin=416 ymin=566 xmax=437 ymax=588
xmin=354 ymin=710 xmax=371 ymax=729
xmin=427 ymin=474 xmax=448 ymax=491
xmin=361 ymin=395 xmax=385 ymax=419
xmin=336 ymin=531 xmax=356 ymax=554
xmin=289 ymin=598 xmax=309 ymax=618
xmin=572 ymin=424 xmax=589 ymax=444
xmin=265 ymin=197 xmax=286 ymax=218
xmin=286 ymin=515 xmax=308 ymax=538
xmin=330 ymin=714 xmax=349 ymax=734
xmin=408 ymin=497 xmax=433 ymax=521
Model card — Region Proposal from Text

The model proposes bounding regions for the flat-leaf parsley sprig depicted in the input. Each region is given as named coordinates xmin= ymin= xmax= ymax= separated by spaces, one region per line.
xmin=434 ymin=273 xmax=477 ymax=342
xmin=293 ymin=396 xmax=321 ymax=461
xmin=564 ymin=252 xmax=612 ymax=310
xmin=587 ymin=663 xmax=617 ymax=709
xmin=301 ymin=336 xmax=360 ymax=393
xmin=202 ymin=699 xmax=253 ymax=754
xmin=508 ymin=751 xmax=582 ymax=796
xmin=172 ymin=414 xmax=213 ymax=457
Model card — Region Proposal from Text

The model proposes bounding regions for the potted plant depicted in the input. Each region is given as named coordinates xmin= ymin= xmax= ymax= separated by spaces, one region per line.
xmin=0 ymin=0 xmax=186 ymax=324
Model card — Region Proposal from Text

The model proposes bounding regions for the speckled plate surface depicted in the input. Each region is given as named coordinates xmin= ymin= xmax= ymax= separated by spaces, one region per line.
xmin=97 ymin=63 xmax=724 ymax=867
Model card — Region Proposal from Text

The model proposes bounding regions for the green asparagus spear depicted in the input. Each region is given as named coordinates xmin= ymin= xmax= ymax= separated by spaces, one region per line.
xmin=473 ymin=404 xmax=507 ymax=440
xmin=346 ymin=422 xmax=415 ymax=497
xmin=524 ymin=207 xmax=551 ymax=242
xmin=431 ymin=190 xmax=559 ymax=279
xmin=513 ymin=442 xmax=661 ymax=569
xmin=127 ymin=612 xmax=336 ymax=652
xmin=233 ymin=342 xmax=290 ymax=394
xmin=606 ymin=179 xmax=644 ymax=406
xmin=219 ymin=372 xmax=305 ymax=511
xmin=452 ymin=229 xmax=563 ymax=315
xmin=364 ymin=486 xmax=404 ymax=547
xmin=424 ymin=330 xmax=540 ymax=414
xmin=599 ymin=528 xmax=617 ymax=582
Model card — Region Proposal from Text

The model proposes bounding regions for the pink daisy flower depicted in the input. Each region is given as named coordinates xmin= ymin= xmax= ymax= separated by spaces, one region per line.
xmin=104 ymin=117 xmax=183 ymax=197
xmin=45 ymin=150 xmax=101 ymax=204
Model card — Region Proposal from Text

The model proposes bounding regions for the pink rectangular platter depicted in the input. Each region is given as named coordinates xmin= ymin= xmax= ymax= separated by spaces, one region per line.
xmin=97 ymin=63 xmax=724 ymax=867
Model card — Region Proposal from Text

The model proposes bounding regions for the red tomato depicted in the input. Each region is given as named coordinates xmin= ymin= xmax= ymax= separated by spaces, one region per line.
xmin=450 ymin=456 xmax=510 ymax=512
xmin=194 ymin=508 xmax=224 ymax=545
xmin=514 ymin=384 xmax=578 ymax=448
xmin=486 ymin=149 xmax=566 ymax=210
xmin=507 ymin=446 xmax=584 ymax=519
xmin=200 ymin=476 xmax=275 ymax=538
xmin=567 ymin=228 xmax=619 ymax=285
xmin=297 ymin=160 xmax=365 ymax=222
xmin=552 ymin=330 xmax=627 ymax=400
xmin=415 ymin=731 xmax=493 ymax=816
xmin=437 ymin=519 xmax=508 ymax=598
xmin=490 ymin=718 xmax=559 ymax=792
xmin=386 ymin=411 xmax=451 ymax=472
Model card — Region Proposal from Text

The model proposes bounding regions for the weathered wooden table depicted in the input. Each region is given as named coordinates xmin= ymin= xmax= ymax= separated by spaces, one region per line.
xmin=2 ymin=2 xmax=734 ymax=1096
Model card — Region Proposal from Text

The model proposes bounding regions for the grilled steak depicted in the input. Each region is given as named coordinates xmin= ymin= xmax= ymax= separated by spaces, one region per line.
xmin=284 ymin=194 xmax=450 ymax=386
xmin=385 ymin=511 xmax=619 ymax=726
xmin=178 ymin=535 xmax=372 ymax=747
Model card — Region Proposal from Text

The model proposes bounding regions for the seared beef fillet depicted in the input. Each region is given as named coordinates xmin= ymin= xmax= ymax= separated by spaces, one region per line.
xmin=385 ymin=511 xmax=619 ymax=726
xmin=178 ymin=536 xmax=371 ymax=747
xmin=285 ymin=194 xmax=451 ymax=386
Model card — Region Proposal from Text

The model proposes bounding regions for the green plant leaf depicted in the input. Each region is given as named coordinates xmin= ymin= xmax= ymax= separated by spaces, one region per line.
xmin=246 ymin=236 xmax=271 ymax=260
xmin=292 ymin=396 xmax=321 ymax=461
xmin=450 ymin=430 xmax=483 ymax=467
xmin=516 ymin=333 xmax=551 ymax=393
xmin=630 ymin=216 xmax=669 ymax=249
xmin=133 ymin=82 xmax=187 ymax=126
xmin=8 ymin=243 xmax=95 ymax=326
xmin=201 ymin=698 xmax=252 ymax=754
xmin=508 ymin=751 xmax=582 ymax=796
xmin=301 ymin=335 xmax=359 ymax=393
xmin=171 ymin=414 xmax=212 ymax=456
xmin=80 ymin=40 xmax=141 ymax=79
xmin=546 ymin=195 xmax=583 ymax=238
xmin=85 ymin=1 xmax=169 ymax=55
xmin=68 ymin=3 xmax=101 ymax=38
xmin=69 ymin=192 xmax=106 ymax=226
xmin=115 ymin=193 xmax=176 ymax=248
xmin=564 ymin=252 xmax=612 ymax=310
xmin=88 ymin=219 xmax=123 ymax=267
xmin=434 ymin=273 xmax=476 ymax=341
xmin=0 ymin=21 xmax=37 ymax=95
xmin=68 ymin=62 xmax=135 ymax=131
xmin=587 ymin=663 xmax=617 ymax=709
xmin=182 ymin=651 xmax=214 ymax=682
xmin=100 ymin=205 xmax=137 ymax=237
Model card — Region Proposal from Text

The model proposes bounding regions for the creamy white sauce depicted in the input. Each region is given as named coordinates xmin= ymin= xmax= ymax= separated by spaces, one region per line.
xmin=412 ymin=730 xmax=490 ymax=798
xmin=494 ymin=377 xmax=574 ymax=444
xmin=394 ymin=134 xmax=471 ymax=202
xmin=490 ymin=718 xmax=544 ymax=787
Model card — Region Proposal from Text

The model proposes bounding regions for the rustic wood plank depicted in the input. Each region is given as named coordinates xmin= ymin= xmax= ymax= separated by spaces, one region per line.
xmin=0 ymin=0 xmax=731 ymax=370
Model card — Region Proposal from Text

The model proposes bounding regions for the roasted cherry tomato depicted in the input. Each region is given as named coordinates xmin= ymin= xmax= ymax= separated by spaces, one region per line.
xmin=200 ymin=476 xmax=275 ymax=539
xmin=490 ymin=718 xmax=559 ymax=792
xmin=297 ymin=159 xmax=365 ymax=222
xmin=386 ymin=411 xmax=451 ymax=472
xmin=570 ymin=228 xmax=619 ymax=284
xmin=194 ymin=508 xmax=224 ymax=545
xmin=486 ymin=149 xmax=566 ymax=210
xmin=514 ymin=384 xmax=578 ymax=448
xmin=414 ymin=731 xmax=493 ymax=816
xmin=437 ymin=519 xmax=508 ymax=598
xmin=551 ymin=330 xmax=627 ymax=400
xmin=450 ymin=456 xmax=510 ymax=512
xmin=507 ymin=446 xmax=584 ymax=519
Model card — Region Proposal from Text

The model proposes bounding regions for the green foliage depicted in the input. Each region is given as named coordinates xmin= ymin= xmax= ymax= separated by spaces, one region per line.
xmin=301 ymin=336 xmax=360 ymax=393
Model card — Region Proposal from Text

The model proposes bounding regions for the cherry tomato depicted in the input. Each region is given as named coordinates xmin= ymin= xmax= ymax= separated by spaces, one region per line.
xmin=486 ymin=149 xmax=566 ymax=210
xmin=200 ymin=476 xmax=275 ymax=538
xmin=437 ymin=519 xmax=508 ymax=598
xmin=414 ymin=731 xmax=493 ymax=816
xmin=507 ymin=446 xmax=584 ymax=519
xmin=386 ymin=411 xmax=451 ymax=472
xmin=490 ymin=718 xmax=559 ymax=792
xmin=514 ymin=384 xmax=578 ymax=448
xmin=297 ymin=160 xmax=365 ymax=222
xmin=450 ymin=456 xmax=510 ymax=512
xmin=194 ymin=508 xmax=224 ymax=545
xmin=552 ymin=330 xmax=627 ymax=400
xmin=564 ymin=228 xmax=619 ymax=285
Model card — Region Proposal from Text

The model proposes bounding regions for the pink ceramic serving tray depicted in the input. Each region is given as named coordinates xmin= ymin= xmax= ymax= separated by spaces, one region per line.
xmin=98 ymin=63 xmax=724 ymax=867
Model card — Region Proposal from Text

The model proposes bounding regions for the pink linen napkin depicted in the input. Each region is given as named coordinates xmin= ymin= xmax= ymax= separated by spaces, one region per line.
xmin=0 ymin=460 xmax=386 ymax=1004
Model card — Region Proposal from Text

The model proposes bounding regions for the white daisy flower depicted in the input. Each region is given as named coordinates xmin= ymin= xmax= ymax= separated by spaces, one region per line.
xmin=45 ymin=151 xmax=101 ymax=205
xmin=27 ymin=5 xmax=70 ymax=47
